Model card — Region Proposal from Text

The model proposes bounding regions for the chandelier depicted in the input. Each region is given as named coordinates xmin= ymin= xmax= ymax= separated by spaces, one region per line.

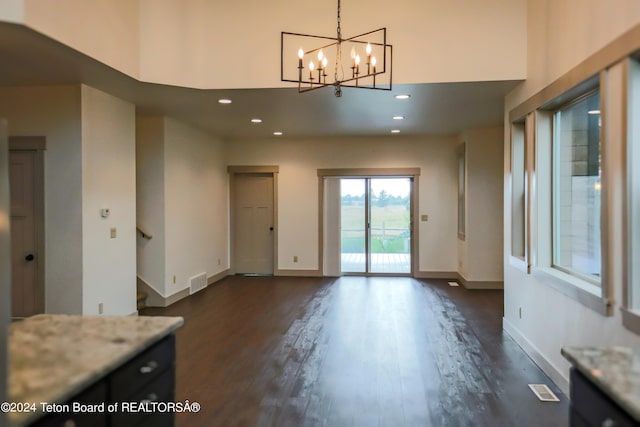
xmin=280 ymin=0 xmax=392 ymax=97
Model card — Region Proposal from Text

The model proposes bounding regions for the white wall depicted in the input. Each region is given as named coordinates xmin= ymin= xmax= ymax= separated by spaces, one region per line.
xmin=226 ymin=136 xmax=458 ymax=274
xmin=0 ymin=0 xmax=24 ymax=23
xmin=11 ymin=0 xmax=526 ymax=89
xmin=136 ymin=116 xmax=228 ymax=301
xmin=164 ymin=117 xmax=228 ymax=294
xmin=81 ymin=85 xmax=137 ymax=315
xmin=22 ymin=0 xmax=139 ymax=78
xmin=503 ymin=0 xmax=640 ymax=393
xmin=459 ymin=127 xmax=504 ymax=284
xmin=0 ymin=86 xmax=83 ymax=314
xmin=507 ymin=0 xmax=640 ymax=108
xmin=138 ymin=0 xmax=526 ymax=88
xmin=136 ymin=117 xmax=166 ymax=296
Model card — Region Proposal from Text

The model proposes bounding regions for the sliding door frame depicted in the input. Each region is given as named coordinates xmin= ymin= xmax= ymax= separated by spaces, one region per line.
xmin=318 ymin=168 xmax=421 ymax=277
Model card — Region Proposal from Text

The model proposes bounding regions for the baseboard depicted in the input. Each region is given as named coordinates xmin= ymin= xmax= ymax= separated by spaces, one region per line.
xmin=208 ymin=269 xmax=231 ymax=286
xmin=414 ymin=271 xmax=458 ymax=279
xmin=165 ymin=287 xmax=190 ymax=306
xmin=137 ymin=276 xmax=190 ymax=308
xmin=503 ymin=317 xmax=569 ymax=396
xmin=457 ymin=273 xmax=503 ymax=289
xmin=276 ymin=269 xmax=322 ymax=277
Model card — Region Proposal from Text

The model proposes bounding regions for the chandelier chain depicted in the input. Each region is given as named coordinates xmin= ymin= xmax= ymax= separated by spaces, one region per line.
xmin=334 ymin=0 xmax=343 ymax=95
xmin=336 ymin=0 xmax=342 ymax=41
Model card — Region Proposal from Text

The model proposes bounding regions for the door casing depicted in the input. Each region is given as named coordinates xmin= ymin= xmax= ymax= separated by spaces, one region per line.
xmin=318 ymin=168 xmax=421 ymax=277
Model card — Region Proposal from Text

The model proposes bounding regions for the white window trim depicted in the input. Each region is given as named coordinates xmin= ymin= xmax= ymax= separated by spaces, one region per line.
xmin=622 ymin=57 xmax=640 ymax=333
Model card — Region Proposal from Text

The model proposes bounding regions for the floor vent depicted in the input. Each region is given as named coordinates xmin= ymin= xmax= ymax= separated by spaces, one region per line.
xmin=448 ymin=281 xmax=460 ymax=287
xmin=189 ymin=272 xmax=208 ymax=295
xmin=528 ymin=384 xmax=560 ymax=402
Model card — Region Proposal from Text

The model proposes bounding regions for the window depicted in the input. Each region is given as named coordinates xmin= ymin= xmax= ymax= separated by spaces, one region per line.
xmin=530 ymin=83 xmax=607 ymax=314
xmin=552 ymin=91 xmax=602 ymax=284
xmin=511 ymin=121 xmax=526 ymax=261
xmin=457 ymin=143 xmax=466 ymax=240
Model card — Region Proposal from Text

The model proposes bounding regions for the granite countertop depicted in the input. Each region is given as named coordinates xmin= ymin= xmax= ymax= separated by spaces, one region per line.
xmin=8 ymin=314 xmax=183 ymax=427
xmin=562 ymin=346 xmax=640 ymax=421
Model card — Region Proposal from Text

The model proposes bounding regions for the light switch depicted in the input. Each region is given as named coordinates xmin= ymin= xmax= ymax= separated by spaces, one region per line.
xmin=421 ymin=214 xmax=428 ymax=222
xmin=110 ymin=227 xmax=117 ymax=238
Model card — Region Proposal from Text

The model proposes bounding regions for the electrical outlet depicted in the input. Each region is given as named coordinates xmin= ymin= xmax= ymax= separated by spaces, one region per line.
xmin=421 ymin=214 xmax=428 ymax=221
xmin=110 ymin=227 xmax=117 ymax=239
xmin=293 ymin=255 xmax=298 ymax=263
xmin=98 ymin=303 xmax=104 ymax=314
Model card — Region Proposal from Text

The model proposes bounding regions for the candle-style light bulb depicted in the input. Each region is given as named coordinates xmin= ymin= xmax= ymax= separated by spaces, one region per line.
xmin=355 ymin=54 xmax=361 ymax=66
xmin=366 ymin=43 xmax=372 ymax=56
xmin=350 ymin=47 xmax=356 ymax=67
xmin=322 ymin=57 xmax=328 ymax=69
xmin=298 ymin=48 xmax=304 ymax=71
xmin=371 ymin=56 xmax=377 ymax=72
xmin=317 ymin=50 xmax=324 ymax=62
xmin=309 ymin=60 xmax=315 ymax=80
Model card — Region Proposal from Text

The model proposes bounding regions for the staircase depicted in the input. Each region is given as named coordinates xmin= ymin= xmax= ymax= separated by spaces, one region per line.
xmin=136 ymin=289 xmax=148 ymax=311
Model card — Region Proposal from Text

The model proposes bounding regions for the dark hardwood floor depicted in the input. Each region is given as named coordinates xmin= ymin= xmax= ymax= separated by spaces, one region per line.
xmin=141 ymin=276 xmax=568 ymax=427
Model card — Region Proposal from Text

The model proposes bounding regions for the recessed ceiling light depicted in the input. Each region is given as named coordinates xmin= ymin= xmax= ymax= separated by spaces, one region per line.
xmin=391 ymin=129 xmax=401 ymax=134
xmin=587 ymin=110 xmax=601 ymax=115
xmin=273 ymin=131 xmax=283 ymax=136
xmin=218 ymin=99 xmax=232 ymax=104
xmin=395 ymin=94 xmax=411 ymax=100
xmin=251 ymin=118 xmax=263 ymax=123
xmin=393 ymin=116 xmax=405 ymax=120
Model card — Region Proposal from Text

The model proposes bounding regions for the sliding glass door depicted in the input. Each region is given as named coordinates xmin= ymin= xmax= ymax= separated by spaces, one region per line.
xmin=340 ymin=177 xmax=412 ymax=274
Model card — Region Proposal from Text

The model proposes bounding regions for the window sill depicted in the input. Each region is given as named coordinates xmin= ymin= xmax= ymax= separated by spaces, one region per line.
xmin=532 ymin=267 xmax=610 ymax=316
xmin=621 ymin=307 xmax=640 ymax=335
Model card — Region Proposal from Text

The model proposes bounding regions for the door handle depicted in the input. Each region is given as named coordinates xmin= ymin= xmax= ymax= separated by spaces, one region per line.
xmin=25 ymin=254 xmax=34 ymax=262
xmin=269 ymin=227 xmax=274 ymax=231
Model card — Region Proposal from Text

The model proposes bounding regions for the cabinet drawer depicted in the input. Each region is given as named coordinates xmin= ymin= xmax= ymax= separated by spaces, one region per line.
xmin=31 ymin=380 xmax=108 ymax=427
xmin=570 ymin=368 xmax=637 ymax=427
xmin=111 ymin=366 xmax=175 ymax=427
xmin=110 ymin=335 xmax=175 ymax=401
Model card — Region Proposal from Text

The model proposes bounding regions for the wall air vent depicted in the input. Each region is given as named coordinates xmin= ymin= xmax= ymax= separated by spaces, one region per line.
xmin=189 ymin=272 xmax=207 ymax=295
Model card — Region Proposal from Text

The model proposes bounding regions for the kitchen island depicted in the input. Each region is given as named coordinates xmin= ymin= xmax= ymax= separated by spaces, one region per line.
xmin=8 ymin=314 xmax=183 ymax=427
xmin=562 ymin=346 xmax=640 ymax=427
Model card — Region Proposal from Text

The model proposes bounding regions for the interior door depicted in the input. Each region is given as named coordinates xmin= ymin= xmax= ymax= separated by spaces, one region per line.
xmin=233 ymin=174 xmax=275 ymax=274
xmin=10 ymin=150 xmax=39 ymax=317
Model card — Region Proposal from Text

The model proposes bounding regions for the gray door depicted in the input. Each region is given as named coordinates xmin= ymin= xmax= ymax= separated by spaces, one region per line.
xmin=233 ymin=174 xmax=274 ymax=274
xmin=10 ymin=150 xmax=40 ymax=317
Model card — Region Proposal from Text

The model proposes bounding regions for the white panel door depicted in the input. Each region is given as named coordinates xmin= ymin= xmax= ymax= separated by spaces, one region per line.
xmin=234 ymin=174 xmax=274 ymax=274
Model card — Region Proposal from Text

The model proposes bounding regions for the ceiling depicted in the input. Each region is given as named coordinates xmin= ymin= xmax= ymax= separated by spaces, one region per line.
xmin=0 ymin=22 xmax=521 ymax=140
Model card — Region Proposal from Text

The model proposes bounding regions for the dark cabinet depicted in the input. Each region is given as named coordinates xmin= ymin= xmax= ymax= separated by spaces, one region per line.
xmin=30 ymin=335 xmax=176 ymax=427
xmin=570 ymin=368 xmax=638 ymax=427
xmin=31 ymin=381 xmax=108 ymax=427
